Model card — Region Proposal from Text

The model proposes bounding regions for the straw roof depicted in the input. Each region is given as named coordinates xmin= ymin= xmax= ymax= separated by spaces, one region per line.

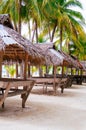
xmin=34 ymin=43 xmax=70 ymax=66
xmin=58 ymin=50 xmax=79 ymax=68
xmin=0 ymin=14 xmax=45 ymax=65
xmin=34 ymin=43 xmax=60 ymax=66
xmin=71 ymin=55 xmax=83 ymax=69
xmin=34 ymin=43 xmax=81 ymax=68
xmin=0 ymin=14 xmax=13 ymax=29
xmin=80 ymin=61 xmax=86 ymax=71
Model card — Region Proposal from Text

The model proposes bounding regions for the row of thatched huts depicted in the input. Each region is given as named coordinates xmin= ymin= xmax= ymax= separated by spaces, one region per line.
xmin=0 ymin=14 xmax=85 ymax=108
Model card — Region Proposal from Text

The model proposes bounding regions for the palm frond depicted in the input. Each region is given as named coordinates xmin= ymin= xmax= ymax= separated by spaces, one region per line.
xmin=63 ymin=0 xmax=83 ymax=9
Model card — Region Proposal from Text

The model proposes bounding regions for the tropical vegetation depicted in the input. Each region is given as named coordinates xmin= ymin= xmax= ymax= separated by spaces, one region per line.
xmin=0 ymin=0 xmax=86 ymax=60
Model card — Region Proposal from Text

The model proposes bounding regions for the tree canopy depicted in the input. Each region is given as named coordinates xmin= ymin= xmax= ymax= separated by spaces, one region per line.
xmin=0 ymin=0 xmax=86 ymax=60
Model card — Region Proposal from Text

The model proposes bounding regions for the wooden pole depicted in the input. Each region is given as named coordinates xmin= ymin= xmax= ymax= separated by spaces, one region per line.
xmin=16 ymin=62 xmax=18 ymax=78
xmin=28 ymin=63 xmax=30 ymax=78
xmin=24 ymin=52 xmax=28 ymax=80
xmin=53 ymin=65 xmax=56 ymax=94
xmin=62 ymin=65 xmax=64 ymax=77
xmin=39 ymin=66 xmax=42 ymax=77
xmin=0 ymin=51 xmax=3 ymax=79
xmin=20 ymin=61 xmax=24 ymax=78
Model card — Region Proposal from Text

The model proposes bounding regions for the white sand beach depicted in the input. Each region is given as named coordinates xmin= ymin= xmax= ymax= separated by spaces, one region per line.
xmin=0 ymin=83 xmax=86 ymax=130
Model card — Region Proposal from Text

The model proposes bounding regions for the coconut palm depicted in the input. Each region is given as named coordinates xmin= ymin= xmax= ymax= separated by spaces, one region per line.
xmin=0 ymin=0 xmax=24 ymax=34
xmin=0 ymin=0 xmax=85 ymax=49
xmin=42 ymin=0 xmax=85 ymax=50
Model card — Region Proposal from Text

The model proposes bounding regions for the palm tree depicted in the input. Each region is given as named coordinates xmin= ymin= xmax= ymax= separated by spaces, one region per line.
xmin=4 ymin=65 xmax=16 ymax=78
xmin=42 ymin=0 xmax=85 ymax=50
xmin=0 ymin=0 xmax=24 ymax=34
xmin=0 ymin=0 xmax=85 ymax=49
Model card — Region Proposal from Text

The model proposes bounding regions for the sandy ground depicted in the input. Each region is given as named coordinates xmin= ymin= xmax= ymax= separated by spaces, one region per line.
xmin=0 ymin=83 xmax=86 ymax=130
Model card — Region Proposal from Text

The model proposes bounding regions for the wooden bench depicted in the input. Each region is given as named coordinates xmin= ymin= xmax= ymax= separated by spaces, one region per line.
xmin=0 ymin=78 xmax=35 ymax=108
xmin=72 ymin=75 xmax=83 ymax=85
xmin=32 ymin=77 xmax=69 ymax=94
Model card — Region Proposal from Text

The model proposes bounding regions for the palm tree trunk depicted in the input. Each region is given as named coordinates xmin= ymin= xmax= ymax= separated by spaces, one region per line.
xmin=48 ymin=24 xmax=52 ymax=41
xmin=60 ymin=24 xmax=63 ymax=51
xmin=12 ymin=0 xmax=18 ymax=31
xmin=32 ymin=21 xmax=35 ymax=43
xmin=28 ymin=21 xmax=31 ymax=40
xmin=18 ymin=0 xmax=22 ymax=34
xmin=35 ymin=20 xmax=38 ymax=43
xmin=51 ymin=22 xmax=57 ymax=42
xmin=14 ymin=21 xmax=18 ymax=31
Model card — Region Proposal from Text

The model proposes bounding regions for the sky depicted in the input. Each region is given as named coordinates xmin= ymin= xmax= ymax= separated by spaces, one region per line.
xmin=74 ymin=0 xmax=86 ymax=31
xmin=71 ymin=0 xmax=86 ymax=20
xmin=78 ymin=0 xmax=86 ymax=19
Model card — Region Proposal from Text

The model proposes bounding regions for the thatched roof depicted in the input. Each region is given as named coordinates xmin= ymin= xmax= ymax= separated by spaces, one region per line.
xmin=34 ymin=43 xmax=70 ymax=66
xmin=34 ymin=43 xmax=81 ymax=68
xmin=0 ymin=14 xmax=13 ymax=29
xmin=34 ymin=43 xmax=61 ymax=66
xmin=0 ymin=14 xmax=45 ymax=65
xmin=58 ymin=50 xmax=79 ymax=68
xmin=80 ymin=61 xmax=86 ymax=71
xmin=71 ymin=55 xmax=83 ymax=69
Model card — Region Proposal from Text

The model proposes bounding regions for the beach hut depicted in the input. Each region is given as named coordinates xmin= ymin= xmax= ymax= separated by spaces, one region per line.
xmin=70 ymin=55 xmax=83 ymax=84
xmin=0 ymin=14 xmax=45 ymax=108
xmin=0 ymin=14 xmax=45 ymax=77
xmin=80 ymin=61 xmax=86 ymax=82
xmin=34 ymin=43 xmax=76 ymax=93
xmin=35 ymin=43 xmax=79 ymax=69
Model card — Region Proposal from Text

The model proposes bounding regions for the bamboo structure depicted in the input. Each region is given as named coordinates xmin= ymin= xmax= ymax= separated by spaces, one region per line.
xmin=0 ymin=14 xmax=45 ymax=109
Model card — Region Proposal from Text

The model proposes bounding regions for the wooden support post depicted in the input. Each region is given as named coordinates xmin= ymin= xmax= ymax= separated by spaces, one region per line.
xmin=0 ymin=51 xmax=3 ymax=78
xmin=28 ymin=63 xmax=30 ymax=78
xmin=16 ymin=62 xmax=18 ymax=78
xmin=71 ymin=67 xmax=73 ymax=75
xmin=20 ymin=62 xmax=24 ymax=78
xmin=39 ymin=66 xmax=42 ymax=77
xmin=21 ymin=86 xmax=27 ymax=108
xmin=21 ymin=82 xmax=34 ymax=108
xmin=24 ymin=52 xmax=28 ymax=80
xmin=62 ymin=65 xmax=64 ymax=77
xmin=0 ymin=82 xmax=10 ymax=107
xmin=53 ymin=65 xmax=56 ymax=94
xmin=46 ymin=65 xmax=48 ymax=75
xmin=1 ymin=89 xmax=4 ymax=108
